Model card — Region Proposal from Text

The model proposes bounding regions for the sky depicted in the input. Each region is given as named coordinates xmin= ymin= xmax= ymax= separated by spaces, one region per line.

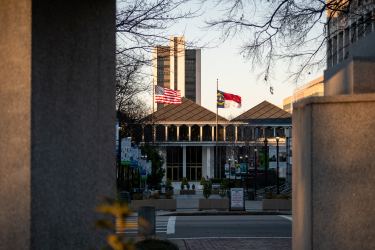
xmin=141 ymin=1 xmax=324 ymax=119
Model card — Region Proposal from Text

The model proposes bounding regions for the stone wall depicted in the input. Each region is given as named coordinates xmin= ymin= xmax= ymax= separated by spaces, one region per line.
xmin=293 ymin=94 xmax=375 ymax=250
xmin=0 ymin=1 xmax=116 ymax=249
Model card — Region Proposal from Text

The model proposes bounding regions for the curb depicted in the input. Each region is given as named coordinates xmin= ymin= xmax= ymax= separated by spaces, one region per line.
xmin=158 ymin=210 xmax=292 ymax=216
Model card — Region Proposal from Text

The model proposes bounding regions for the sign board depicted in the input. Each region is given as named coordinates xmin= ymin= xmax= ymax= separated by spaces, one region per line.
xmin=230 ymin=188 xmax=245 ymax=211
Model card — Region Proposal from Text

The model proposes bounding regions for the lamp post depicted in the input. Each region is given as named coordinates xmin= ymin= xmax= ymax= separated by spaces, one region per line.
xmin=254 ymin=148 xmax=257 ymax=198
xmin=264 ymin=137 xmax=268 ymax=187
xmin=276 ymin=136 xmax=280 ymax=194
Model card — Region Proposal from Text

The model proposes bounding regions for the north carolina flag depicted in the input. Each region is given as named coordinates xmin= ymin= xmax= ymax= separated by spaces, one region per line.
xmin=217 ymin=90 xmax=241 ymax=108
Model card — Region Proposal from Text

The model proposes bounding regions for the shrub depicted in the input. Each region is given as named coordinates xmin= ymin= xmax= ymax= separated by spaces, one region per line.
xmin=203 ymin=180 xmax=212 ymax=199
xmin=192 ymin=184 xmax=195 ymax=190
xmin=186 ymin=183 xmax=190 ymax=190
xmin=165 ymin=190 xmax=174 ymax=199
xmin=220 ymin=179 xmax=230 ymax=189
xmin=135 ymin=239 xmax=178 ymax=250
xmin=132 ymin=192 xmax=143 ymax=200
xmin=180 ymin=182 xmax=185 ymax=190
xmin=219 ymin=188 xmax=227 ymax=198
xmin=200 ymin=177 xmax=206 ymax=185
xmin=150 ymin=192 xmax=160 ymax=199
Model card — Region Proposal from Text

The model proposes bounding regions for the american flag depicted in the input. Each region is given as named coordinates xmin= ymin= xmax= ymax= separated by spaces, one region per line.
xmin=155 ymin=85 xmax=182 ymax=104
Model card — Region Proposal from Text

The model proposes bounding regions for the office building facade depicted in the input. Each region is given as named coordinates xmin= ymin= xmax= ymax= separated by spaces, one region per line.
xmin=325 ymin=0 xmax=375 ymax=95
xmin=152 ymin=37 xmax=201 ymax=110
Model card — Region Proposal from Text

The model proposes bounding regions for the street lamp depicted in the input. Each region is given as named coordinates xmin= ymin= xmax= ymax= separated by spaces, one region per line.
xmin=264 ymin=137 xmax=268 ymax=187
xmin=276 ymin=136 xmax=280 ymax=194
xmin=254 ymin=148 xmax=258 ymax=199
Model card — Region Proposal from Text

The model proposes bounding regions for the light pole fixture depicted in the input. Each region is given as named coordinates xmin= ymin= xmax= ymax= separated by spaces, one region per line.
xmin=254 ymin=148 xmax=258 ymax=199
xmin=264 ymin=137 xmax=268 ymax=187
xmin=276 ymin=136 xmax=280 ymax=194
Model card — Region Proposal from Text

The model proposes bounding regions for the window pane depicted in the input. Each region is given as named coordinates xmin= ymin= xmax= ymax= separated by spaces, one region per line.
xmin=197 ymin=168 xmax=202 ymax=180
xmin=167 ymin=168 xmax=172 ymax=180
xmin=191 ymin=168 xmax=196 ymax=180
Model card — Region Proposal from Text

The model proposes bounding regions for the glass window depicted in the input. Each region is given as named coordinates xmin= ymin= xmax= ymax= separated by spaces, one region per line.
xmin=166 ymin=147 xmax=183 ymax=181
xmin=186 ymin=146 xmax=202 ymax=181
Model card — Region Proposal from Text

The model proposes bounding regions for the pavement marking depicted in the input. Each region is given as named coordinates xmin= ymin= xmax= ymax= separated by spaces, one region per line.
xmin=279 ymin=215 xmax=292 ymax=222
xmin=116 ymin=216 xmax=169 ymax=234
xmin=167 ymin=236 xmax=292 ymax=240
xmin=167 ymin=216 xmax=176 ymax=234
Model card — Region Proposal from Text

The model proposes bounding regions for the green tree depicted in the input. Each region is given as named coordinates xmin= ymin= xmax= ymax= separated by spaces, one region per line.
xmin=141 ymin=144 xmax=164 ymax=190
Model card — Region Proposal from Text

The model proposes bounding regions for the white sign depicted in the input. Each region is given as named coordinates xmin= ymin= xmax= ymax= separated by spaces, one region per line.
xmin=230 ymin=188 xmax=244 ymax=210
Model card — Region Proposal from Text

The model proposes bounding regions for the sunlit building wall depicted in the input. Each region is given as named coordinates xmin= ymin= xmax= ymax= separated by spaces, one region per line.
xmin=283 ymin=76 xmax=324 ymax=113
xmin=325 ymin=0 xmax=375 ymax=95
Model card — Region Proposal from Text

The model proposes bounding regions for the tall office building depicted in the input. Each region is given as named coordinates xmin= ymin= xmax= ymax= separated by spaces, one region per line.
xmin=325 ymin=0 xmax=375 ymax=95
xmin=152 ymin=37 xmax=201 ymax=111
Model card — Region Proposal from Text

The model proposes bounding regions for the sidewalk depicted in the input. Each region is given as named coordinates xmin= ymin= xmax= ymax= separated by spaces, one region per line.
xmin=171 ymin=238 xmax=291 ymax=250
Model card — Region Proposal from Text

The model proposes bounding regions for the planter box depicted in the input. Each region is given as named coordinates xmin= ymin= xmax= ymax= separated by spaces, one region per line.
xmin=130 ymin=199 xmax=176 ymax=211
xmin=262 ymin=199 xmax=291 ymax=211
xmin=198 ymin=198 xmax=229 ymax=211
xmin=180 ymin=190 xmax=196 ymax=195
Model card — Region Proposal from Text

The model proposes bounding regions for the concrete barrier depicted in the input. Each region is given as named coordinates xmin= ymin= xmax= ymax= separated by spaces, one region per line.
xmin=262 ymin=199 xmax=291 ymax=211
xmin=130 ymin=199 xmax=177 ymax=211
xmin=199 ymin=198 xmax=229 ymax=211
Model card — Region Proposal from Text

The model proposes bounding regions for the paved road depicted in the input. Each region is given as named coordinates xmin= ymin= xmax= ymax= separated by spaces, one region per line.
xmin=124 ymin=214 xmax=292 ymax=249
xmin=170 ymin=215 xmax=291 ymax=238
xmin=168 ymin=215 xmax=292 ymax=250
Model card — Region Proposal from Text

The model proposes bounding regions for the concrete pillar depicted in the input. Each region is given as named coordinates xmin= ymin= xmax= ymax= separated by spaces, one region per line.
xmin=188 ymin=125 xmax=191 ymax=141
xmin=165 ymin=125 xmax=168 ymax=141
xmin=223 ymin=126 xmax=226 ymax=141
xmin=235 ymin=125 xmax=238 ymax=142
xmin=182 ymin=146 xmax=187 ymax=177
xmin=0 ymin=1 xmax=116 ymax=249
xmin=293 ymin=95 xmax=375 ymax=250
xmin=206 ymin=146 xmax=211 ymax=177
xmin=200 ymin=125 xmax=203 ymax=141
xmin=177 ymin=125 xmax=180 ymax=141
xmin=202 ymin=146 xmax=213 ymax=179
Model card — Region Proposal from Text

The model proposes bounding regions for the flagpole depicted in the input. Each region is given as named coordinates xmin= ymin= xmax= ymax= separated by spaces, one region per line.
xmin=152 ymin=79 xmax=155 ymax=144
xmin=152 ymin=79 xmax=155 ymax=113
xmin=216 ymin=78 xmax=219 ymax=179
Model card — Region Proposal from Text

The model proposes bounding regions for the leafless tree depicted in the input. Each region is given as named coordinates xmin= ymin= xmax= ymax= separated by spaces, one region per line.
xmin=115 ymin=0 xmax=198 ymax=118
xmin=206 ymin=0 xmax=375 ymax=82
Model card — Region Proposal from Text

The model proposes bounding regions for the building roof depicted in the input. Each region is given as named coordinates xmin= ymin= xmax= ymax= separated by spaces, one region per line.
xmin=143 ymin=98 xmax=228 ymax=123
xmin=231 ymin=101 xmax=291 ymax=125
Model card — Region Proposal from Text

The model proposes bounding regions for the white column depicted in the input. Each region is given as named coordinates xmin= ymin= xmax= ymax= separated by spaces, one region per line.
xmin=223 ymin=126 xmax=226 ymax=141
xmin=200 ymin=126 xmax=203 ymax=141
xmin=206 ymin=146 xmax=211 ymax=178
xmin=235 ymin=125 xmax=238 ymax=142
xmin=188 ymin=125 xmax=191 ymax=141
xmin=165 ymin=125 xmax=168 ymax=141
xmin=183 ymin=146 xmax=187 ymax=177
xmin=211 ymin=126 xmax=215 ymax=142
xmin=177 ymin=125 xmax=180 ymax=141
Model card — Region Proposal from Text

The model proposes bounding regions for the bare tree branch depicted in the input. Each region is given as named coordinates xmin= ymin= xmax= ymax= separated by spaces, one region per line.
xmin=206 ymin=0 xmax=375 ymax=83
